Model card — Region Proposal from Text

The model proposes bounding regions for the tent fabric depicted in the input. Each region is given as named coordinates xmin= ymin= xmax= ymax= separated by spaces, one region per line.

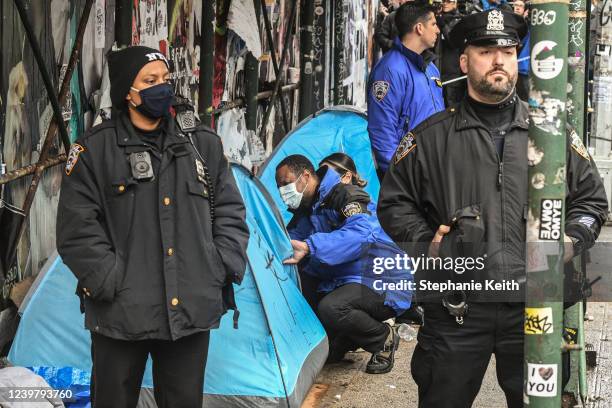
xmin=8 ymin=164 xmax=327 ymax=408
xmin=258 ymin=106 xmax=380 ymax=224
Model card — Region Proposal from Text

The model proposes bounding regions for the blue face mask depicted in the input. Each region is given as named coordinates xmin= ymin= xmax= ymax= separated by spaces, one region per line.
xmin=130 ymin=83 xmax=174 ymax=119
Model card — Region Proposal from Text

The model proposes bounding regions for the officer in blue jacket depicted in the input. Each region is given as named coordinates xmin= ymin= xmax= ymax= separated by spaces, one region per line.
xmin=276 ymin=154 xmax=413 ymax=375
xmin=367 ymin=1 xmax=445 ymax=174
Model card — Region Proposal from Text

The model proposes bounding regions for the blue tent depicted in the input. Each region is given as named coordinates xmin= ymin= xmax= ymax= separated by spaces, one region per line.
xmin=9 ymin=164 xmax=327 ymax=408
xmin=258 ymin=106 xmax=380 ymax=223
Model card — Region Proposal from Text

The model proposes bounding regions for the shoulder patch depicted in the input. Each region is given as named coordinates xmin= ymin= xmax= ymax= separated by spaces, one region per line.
xmin=65 ymin=143 xmax=85 ymax=176
xmin=394 ymin=132 xmax=416 ymax=164
xmin=342 ymin=202 xmax=365 ymax=218
xmin=372 ymin=81 xmax=390 ymax=102
xmin=570 ymin=130 xmax=590 ymax=161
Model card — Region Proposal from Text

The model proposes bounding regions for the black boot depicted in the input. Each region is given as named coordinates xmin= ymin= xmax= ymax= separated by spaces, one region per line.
xmin=365 ymin=324 xmax=399 ymax=374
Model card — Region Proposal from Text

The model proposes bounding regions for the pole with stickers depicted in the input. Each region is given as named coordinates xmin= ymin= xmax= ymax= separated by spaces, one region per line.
xmin=524 ymin=0 xmax=570 ymax=406
xmin=563 ymin=0 xmax=589 ymax=402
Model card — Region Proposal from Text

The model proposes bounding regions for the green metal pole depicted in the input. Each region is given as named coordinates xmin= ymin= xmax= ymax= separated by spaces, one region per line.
xmin=524 ymin=0 xmax=570 ymax=406
xmin=577 ymin=298 xmax=587 ymax=400
xmin=563 ymin=0 xmax=588 ymax=402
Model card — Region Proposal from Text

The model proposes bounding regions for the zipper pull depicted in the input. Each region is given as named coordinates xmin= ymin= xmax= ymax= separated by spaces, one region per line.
xmin=497 ymin=162 xmax=503 ymax=190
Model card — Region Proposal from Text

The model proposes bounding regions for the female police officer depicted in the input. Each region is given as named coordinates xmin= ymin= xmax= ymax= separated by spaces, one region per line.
xmin=56 ymin=46 xmax=249 ymax=407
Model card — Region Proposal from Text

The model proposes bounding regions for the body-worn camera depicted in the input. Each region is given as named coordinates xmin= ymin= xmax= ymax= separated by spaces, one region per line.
xmin=129 ymin=151 xmax=154 ymax=181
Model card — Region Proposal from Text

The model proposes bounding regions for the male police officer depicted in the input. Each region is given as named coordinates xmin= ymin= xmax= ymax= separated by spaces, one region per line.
xmin=56 ymin=46 xmax=249 ymax=408
xmin=377 ymin=10 xmax=608 ymax=408
xmin=367 ymin=1 xmax=445 ymax=175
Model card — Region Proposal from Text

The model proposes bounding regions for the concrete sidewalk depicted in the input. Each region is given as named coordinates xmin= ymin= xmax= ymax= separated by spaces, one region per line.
xmin=304 ymin=301 xmax=612 ymax=408
xmin=306 ymin=326 xmax=505 ymax=408
xmin=302 ymin=228 xmax=612 ymax=407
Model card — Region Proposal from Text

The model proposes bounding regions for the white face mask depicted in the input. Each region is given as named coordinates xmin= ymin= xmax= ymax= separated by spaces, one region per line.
xmin=279 ymin=172 xmax=308 ymax=210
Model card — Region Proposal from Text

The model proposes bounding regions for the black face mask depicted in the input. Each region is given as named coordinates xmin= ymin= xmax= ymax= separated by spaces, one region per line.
xmin=130 ymin=83 xmax=174 ymax=119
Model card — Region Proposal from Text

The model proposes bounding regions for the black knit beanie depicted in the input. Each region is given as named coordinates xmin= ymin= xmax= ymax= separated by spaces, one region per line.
xmin=107 ymin=46 xmax=170 ymax=110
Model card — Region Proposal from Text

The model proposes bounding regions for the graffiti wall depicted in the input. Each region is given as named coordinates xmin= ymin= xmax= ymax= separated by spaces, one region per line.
xmin=0 ymin=0 xmax=382 ymax=284
xmin=0 ymin=0 xmax=118 ymax=282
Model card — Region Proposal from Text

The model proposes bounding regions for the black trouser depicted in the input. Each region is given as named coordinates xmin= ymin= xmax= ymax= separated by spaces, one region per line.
xmin=90 ymin=331 xmax=210 ymax=408
xmin=317 ymin=283 xmax=396 ymax=353
xmin=411 ymin=302 xmax=523 ymax=408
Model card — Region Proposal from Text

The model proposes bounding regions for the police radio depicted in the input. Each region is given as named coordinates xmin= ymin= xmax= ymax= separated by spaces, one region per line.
xmin=172 ymin=95 xmax=216 ymax=224
xmin=173 ymin=95 xmax=197 ymax=133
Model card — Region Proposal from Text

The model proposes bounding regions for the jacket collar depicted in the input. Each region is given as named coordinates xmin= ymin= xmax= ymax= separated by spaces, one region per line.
xmin=312 ymin=167 xmax=341 ymax=209
xmin=455 ymin=93 xmax=530 ymax=132
xmin=392 ymin=37 xmax=435 ymax=71
xmin=116 ymin=112 xmax=189 ymax=148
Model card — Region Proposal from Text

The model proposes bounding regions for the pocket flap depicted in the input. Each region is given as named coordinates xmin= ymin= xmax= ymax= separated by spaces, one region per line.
xmin=186 ymin=180 xmax=209 ymax=198
xmin=451 ymin=204 xmax=481 ymax=223
xmin=110 ymin=178 xmax=137 ymax=195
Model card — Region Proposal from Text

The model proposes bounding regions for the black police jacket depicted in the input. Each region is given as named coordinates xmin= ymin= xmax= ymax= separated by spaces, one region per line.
xmin=437 ymin=10 xmax=464 ymax=82
xmin=56 ymin=112 xmax=249 ymax=340
xmin=378 ymin=99 xmax=608 ymax=301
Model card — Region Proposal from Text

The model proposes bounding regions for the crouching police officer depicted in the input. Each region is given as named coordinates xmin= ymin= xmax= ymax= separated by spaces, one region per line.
xmin=56 ymin=46 xmax=249 ymax=408
xmin=276 ymin=154 xmax=413 ymax=374
xmin=377 ymin=11 xmax=608 ymax=408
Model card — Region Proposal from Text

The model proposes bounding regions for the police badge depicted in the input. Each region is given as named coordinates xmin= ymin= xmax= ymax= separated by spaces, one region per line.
xmin=394 ymin=133 xmax=416 ymax=164
xmin=65 ymin=143 xmax=85 ymax=176
xmin=570 ymin=130 xmax=590 ymax=161
xmin=342 ymin=202 xmax=363 ymax=218
xmin=372 ymin=81 xmax=390 ymax=102
xmin=195 ymin=159 xmax=207 ymax=184
xmin=486 ymin=10 xmax=505 ymax=32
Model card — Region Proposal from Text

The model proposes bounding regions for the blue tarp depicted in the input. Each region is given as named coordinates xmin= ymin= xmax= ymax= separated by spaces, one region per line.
xmin=258 ymin=106 xmax=380 ymax=224
xmin=9 ymin=164 xmax=327 ymax=407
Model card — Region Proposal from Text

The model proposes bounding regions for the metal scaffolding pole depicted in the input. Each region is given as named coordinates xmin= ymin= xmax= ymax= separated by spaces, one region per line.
xmin=199 ymin=0 xmax=215 ymax=125
xmin=258 ymin=0 xmax=297 ymax=142
xmin=298 ymin=0 xmax=315 ymax=120
xmin=3 ymin=0 xmax=94 ymax=285
xmin=524 ymin=0 xmax=570 ymax=405
xmin=260 ymin=0 xmax=290 ymax=133
xmin=244 ymin=0 xmax=261 ymax=132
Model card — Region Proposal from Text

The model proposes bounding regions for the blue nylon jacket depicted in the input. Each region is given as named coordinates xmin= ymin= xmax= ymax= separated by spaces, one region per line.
xmin=518 ymin=30 xmax=530 ymax=76
xmin=481 ymin=0 xmax=508 ymax=10
xmin=367 ymin=37 xmax=445 ymax=173
xmin=288 ymin=168 xmax=412 ymax=315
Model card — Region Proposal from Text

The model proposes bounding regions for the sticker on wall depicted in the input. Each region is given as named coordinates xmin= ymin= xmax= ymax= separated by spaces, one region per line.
xmin=527 ymin=363 xmax=557 ymax=397
xmin=538 ymin=199 xmax=563 ymax=240
xmin=531 ymin=41 xmax=564 ymax=80
xmin=525 ymin=307 xmax=554 ymax=334
xmin=95 ymin=0 xmax=105 ymax=49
